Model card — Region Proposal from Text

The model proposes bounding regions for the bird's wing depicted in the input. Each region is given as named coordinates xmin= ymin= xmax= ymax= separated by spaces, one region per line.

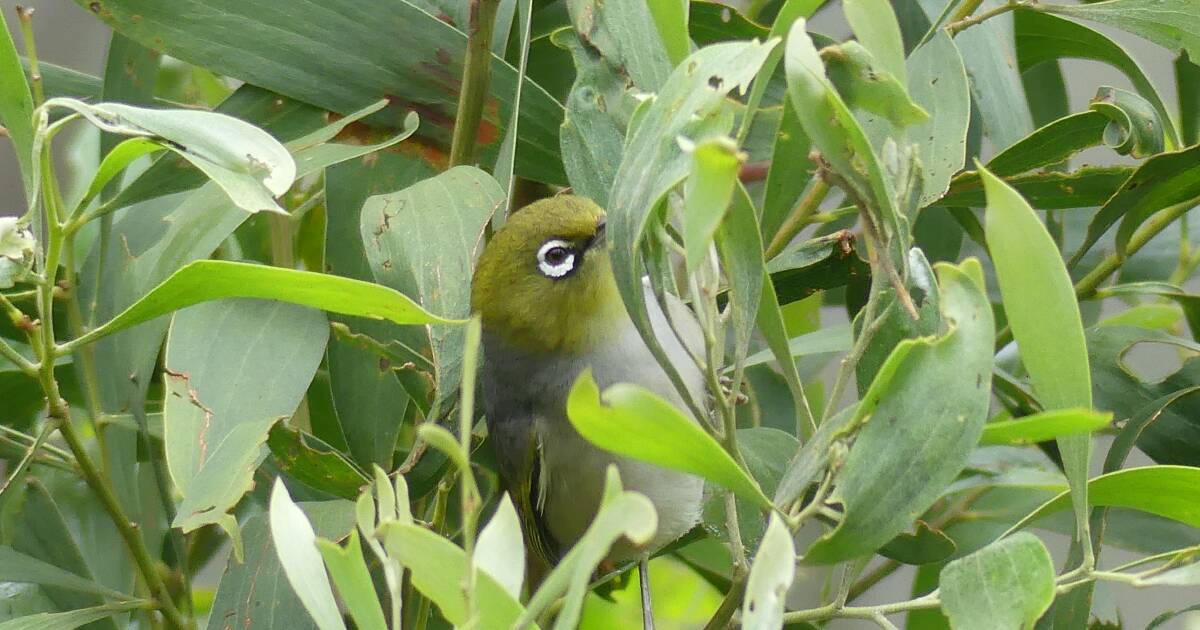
xmin=485 ymin=403 xmax=560 ymax=571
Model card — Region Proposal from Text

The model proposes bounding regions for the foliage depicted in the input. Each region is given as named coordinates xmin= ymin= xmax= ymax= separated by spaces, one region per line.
xmin=2 ymin=0 xmax=1200 ymax=628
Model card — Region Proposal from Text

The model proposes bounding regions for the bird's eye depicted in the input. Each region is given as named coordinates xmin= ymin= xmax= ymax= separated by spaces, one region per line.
xmin=537 ymin=239 xmax=577 ymax=279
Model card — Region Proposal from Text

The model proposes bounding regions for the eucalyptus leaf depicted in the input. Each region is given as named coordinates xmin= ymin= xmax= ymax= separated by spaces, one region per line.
xmin=566 ymin=0 xmax=672 ymax=90
xmin=43 ymin=98 xmax=296 ymax=214
xmin=682 ymin=136 xmax=743 ymax=272
xmin=981 ymin=163 xmax=1092 ymax=539
xmin=940 ymin=166 xmax=1133 ymax=210
xmin=741 ymin=514 xmax=795 ymax=630
xmin=314 ymin=532 xmax=386 ymax=630
xmin=0 ymin=603 xmax=149 ymax=630
xmin=360 ymin=166 xmax=504 ymax=417
xmin=803 ymin=260 xmax=993 ymax=564
xmin=79 ymin=0 xmax=567 ymax=184
xmin=164 ymin=299 xmax=328 ymax=553
xmin=474 ymin=494 xmax=526 ymax=600
xmin=906 ymin=30 xmax=969 ymax=206
xmin=0 ymin=9 xmax=35 ymax=203
xmin=939 ymin=532 xmax=1055 ymax=630
xmin=380 ymin=522 xmax=527 ymax=629
xmin=0 ymin=547 xmax=131 ymax=602
xmin=979 ymin=409 xmax=1113 ymax=446
xmin=1042 ymin=0 xmax=1200 ymax=60
xmin=1021 ymin=465 xmax=1200 ymax=529
xmin=1074 ymin=143 xmax=1200 ymax=263
xmin=269 ymin=480 xmax=347 ymax=630
xmin=207 ymin=500 xmax=356 ymax=630
xmin=1015 ymin=9 xmax=1180 ymax=149
xmin=267 ymin=423 xmax=370 ymax=500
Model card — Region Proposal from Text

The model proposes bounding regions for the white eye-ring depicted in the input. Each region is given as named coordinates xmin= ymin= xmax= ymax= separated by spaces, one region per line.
xmin=537 ymin=239 xmax=576 ymax=278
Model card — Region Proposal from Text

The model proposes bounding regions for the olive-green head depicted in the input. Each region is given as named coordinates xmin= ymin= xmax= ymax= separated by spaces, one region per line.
xmin=472 ymin=195 xmax=624 ymax=355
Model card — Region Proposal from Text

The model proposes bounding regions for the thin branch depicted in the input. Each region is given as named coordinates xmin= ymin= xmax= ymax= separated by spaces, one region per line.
xmin=945 ymin=1 xmax=1029 ymax=36
xmin=448 ymin=0 xmax=501 ymax=167
xmin=765 ymin=177 xmax=832 ymax=261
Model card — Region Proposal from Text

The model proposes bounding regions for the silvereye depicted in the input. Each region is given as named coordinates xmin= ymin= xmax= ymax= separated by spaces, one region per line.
xmin=471 ymin=195 xmax=706 ymax=574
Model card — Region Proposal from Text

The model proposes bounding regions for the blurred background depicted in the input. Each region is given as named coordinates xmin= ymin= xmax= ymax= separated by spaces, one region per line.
xmin=2 ymin=0 xmax=1196 ymax=627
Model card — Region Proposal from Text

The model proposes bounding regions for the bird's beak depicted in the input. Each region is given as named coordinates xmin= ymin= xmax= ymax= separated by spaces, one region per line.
xmin=589 ymin=217 xmax=608 ymax=251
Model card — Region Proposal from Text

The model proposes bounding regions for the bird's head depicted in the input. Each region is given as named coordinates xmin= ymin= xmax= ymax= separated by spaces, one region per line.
xmin=472 ymin=195 xmax=624 ymax=356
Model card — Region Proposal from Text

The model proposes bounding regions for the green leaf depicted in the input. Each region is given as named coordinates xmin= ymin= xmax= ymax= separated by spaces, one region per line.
xmin=360 ymin=166 xmax=502 ymax=416
xmin=984 ymin=112 xmax=1109 ymax=177
xmin=556 ymin=30 xmax=629 ymax=207
xmin=741 ymin=325 xmax=852 ymax=369
xmin=741 ymin=514 xmax=795 ymax=630
xmin=1179 ymin=52 xmax=1200 ymax=145
xmin=981 ymin=162 xmax=1093 ymax=540
xmin=765 ymin=230 xmax=869 ymax=306
xmin=761 ymin=97 xmax=814 ymax=240
xmin=939 ymin=532 xmax=1055 ymax=630
xmin=1041 ymin=0 xmax=1200 ymax=60
xmin=381 ymin=522 xmax=527 ymax=629
xmin=164 ymin=299 xmax=328 ymax=552
xmin=0 ymin=9 xmax=35 ymax=203
xmin=112 ymin=86 xmax=328 ymax=210
xmin=566 ymin=369 xmax=771 ymax=507
xmin=756 ymin=269 xmax=819 ymax=439
xmin=1088 ymin=326 xmax=1200 ymax=467
xmin=979 ymin=409 xmax=1113 ymax=446
xmin=715 ymin=184 xmax=767 ymax=385
xmin=608 ymin=40 xmax=775 ymax=397
xmin=81 ymin=0 xmax=566 ymax=185
xmin=474 ymin=494 xmax=526 ymax=600
xmin=76 ymin=259 xmax=456 ymax=350
xmin=324 ymin=154 xmax=435 ymax=469
xmin=267 ymin=423 xmax=370 ymax=500
xmin=940 ymin=166 xmax=1133 ymax=209
xmin=682 ymin=136 xmax=743 ymax=272
xmin=906 ymin=30 xmax=969 ymax=206
xmin=953 ymin=0 xmax=1033 ymax=151
xmin=8 ymin=480 xmax=118 ymax=630
xmin=1090 ymin=86 xmax=1166 ymax=157
xmin=270 ymin=480 xmax=346 ymax=630
xmin=1015 ymin=9 xmax=1180 ymax=150
xmin=703 ymin=428 xmax=801 ymax=552
xmin=207 ymin=500 xmax=356 ymax=630
xmin=0 ymin=602 xmax=150 ymax=630
xmin=878 ymin=521 xmax=956 ymax=565
xmin=803 ymin=260 xmax=994 ymax=564
xmin=784 ymin=20 xmax=897 ymax=229
xmin=44 ymin=98 xmax=296 ymax=214
xmin=516 ymin=468 xmax=656 ymax=630
xmin=1022 ymin=465 xmax=1200 ymax=529
xmin=566 ymin=0 xmax=672 ymax=90
xmin=843 ymin=0 xmax=907 ymax=83
xmin=315 ymin=532 xmax=386 ymax=630
xmin=1138 ymin=558 xmax=1200 ymax=586
xmin=827 ymin=44 xmax=930 ymax=130
xmin=74 ymin=137 xmax=167 ymax=211
xmin=1074 ymin=143 xmax=1200 ymax=263
xmin=0 ymin=547 xmax=131 ymax=601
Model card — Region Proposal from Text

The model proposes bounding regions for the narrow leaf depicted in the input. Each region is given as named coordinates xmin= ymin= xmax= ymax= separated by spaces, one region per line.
xmin=981 ymin=163 xmax=1092 ymax=543
xmin=742 ymin=514 xmax=796 ymax=630
xmin=682 ymin=136 xmax=743 ymax=272
xmin=269 ymin=480 xmax=347 ymax=630
xmin=315 ymin=532 xmax=387 ymax=630
xmin=980 ymin=409 xmax=1113 ymax=446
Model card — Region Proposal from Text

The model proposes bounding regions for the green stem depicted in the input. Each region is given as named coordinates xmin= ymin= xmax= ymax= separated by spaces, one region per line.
xmin=448 ymin=0 xmax=500 ymax=167
xmin=765 ymin=178 xmax=831 ymax=261
xmin=0 ymin=419 xmax=58 ymax=498
xmin=945 ymin=1 xmax=1028 ymax=36
xmin=15 ymin=6 xmax=43 ymax=106
xmin=701 ymin=573 xmax=747 ymax=630
xmin=458 ymin=320 xmax=483 ymax=626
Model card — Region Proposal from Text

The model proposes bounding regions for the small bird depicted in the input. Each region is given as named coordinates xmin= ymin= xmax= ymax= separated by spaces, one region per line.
xmin=471 ymin=195 xmax=706 ymax=576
